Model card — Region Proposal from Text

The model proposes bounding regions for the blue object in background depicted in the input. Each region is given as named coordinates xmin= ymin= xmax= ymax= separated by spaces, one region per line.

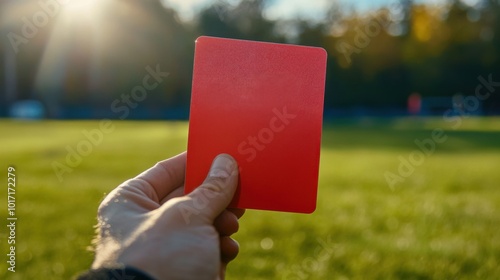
xmin=9 ymin=100 xmax=45 ymax=120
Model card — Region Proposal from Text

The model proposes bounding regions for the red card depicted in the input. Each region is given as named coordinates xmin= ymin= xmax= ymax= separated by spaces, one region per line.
xmin=185 ymin=36 xmax=327 ymax=213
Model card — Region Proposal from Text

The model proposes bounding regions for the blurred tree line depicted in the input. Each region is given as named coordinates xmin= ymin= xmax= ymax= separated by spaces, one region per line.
xmin=1 ymin=0 xmax=499 ymax=118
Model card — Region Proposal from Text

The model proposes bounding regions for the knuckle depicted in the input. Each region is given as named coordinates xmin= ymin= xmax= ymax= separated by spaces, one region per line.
xmin=96 ymin=197 xmax=112 ymax=219
xmin=96 ymin=186 xmax=126 ymax=219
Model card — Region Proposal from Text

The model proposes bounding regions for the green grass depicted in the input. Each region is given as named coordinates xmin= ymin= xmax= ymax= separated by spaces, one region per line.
xmin=0 ymin=118 xmax=499 ymax=279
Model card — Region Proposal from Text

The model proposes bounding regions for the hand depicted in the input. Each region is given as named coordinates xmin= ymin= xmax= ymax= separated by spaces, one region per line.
xmin=91 ymin=152 xmax=244 ymax=280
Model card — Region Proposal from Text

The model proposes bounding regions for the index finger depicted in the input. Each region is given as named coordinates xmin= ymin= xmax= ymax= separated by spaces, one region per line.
xmin=135 ymin=151 xmax=187 ymax=202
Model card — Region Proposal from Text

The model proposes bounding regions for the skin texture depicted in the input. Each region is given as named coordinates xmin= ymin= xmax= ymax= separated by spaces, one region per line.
xmin=91 ymin=152 xmax=245 ymax=280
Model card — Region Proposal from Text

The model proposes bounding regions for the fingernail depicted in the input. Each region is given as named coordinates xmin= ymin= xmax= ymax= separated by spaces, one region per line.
xmin=210 ymin=155 xmax=235 ymax=178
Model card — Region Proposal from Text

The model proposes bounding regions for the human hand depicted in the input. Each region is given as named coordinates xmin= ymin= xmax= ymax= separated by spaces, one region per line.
xmin=91 ymin=152 xmax=244 ymax=280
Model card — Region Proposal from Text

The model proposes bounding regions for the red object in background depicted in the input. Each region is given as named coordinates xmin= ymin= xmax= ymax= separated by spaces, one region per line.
xmin=408 ymin=92 xmax=422 ymax=115
xmin=184 ymin=36 xmax=327 ymax=213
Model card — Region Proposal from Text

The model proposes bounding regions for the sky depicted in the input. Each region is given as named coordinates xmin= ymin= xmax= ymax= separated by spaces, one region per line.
xmin=161 ymin=0 xmax=448 ymax=22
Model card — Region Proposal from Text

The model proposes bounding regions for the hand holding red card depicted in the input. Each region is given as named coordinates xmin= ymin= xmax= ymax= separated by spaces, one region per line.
xmin=185 ymin=36 xmax=327 ymax=213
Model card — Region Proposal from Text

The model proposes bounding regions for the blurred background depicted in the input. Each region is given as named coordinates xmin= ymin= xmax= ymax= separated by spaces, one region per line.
xmin=1 ymin=0 xmax=500 ymax=279
xmin=2 ymin=0 xmax=500 ymax=118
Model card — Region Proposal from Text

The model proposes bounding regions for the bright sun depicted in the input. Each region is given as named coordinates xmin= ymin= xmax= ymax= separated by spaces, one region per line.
xmin=60 ymin=0 xmax=104 ymax=20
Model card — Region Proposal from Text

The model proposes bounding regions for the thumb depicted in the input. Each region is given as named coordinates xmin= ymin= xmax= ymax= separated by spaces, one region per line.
xmin=188 ymin=154 xmax=239 ymax=223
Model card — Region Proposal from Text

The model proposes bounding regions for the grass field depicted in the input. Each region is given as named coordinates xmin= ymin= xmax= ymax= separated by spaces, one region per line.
xmin=1 ymin=117 xmax=500 ymax=279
